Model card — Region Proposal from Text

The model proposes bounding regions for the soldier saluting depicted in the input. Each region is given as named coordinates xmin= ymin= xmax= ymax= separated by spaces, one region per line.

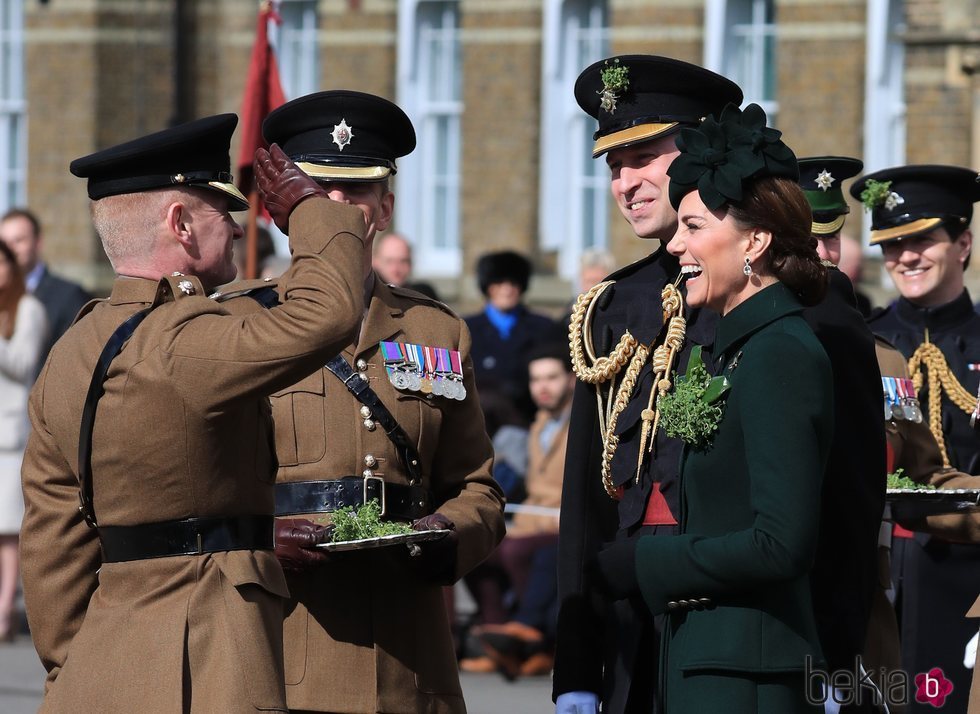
xmin=20 ymin=115 xmax=367 ymax=713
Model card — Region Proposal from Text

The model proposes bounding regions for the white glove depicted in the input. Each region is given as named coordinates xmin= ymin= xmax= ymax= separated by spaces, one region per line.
xmin=556 ymin=691 xmax=599 ymax=714
xmin=965 ymin=630 xmax=978 ymax=669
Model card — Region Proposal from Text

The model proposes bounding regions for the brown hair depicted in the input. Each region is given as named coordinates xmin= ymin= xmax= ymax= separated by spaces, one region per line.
xmin=0 ymin=240 xmax=26 ymax=339
xmin=728 ymin=177 xmax=827 ymax=307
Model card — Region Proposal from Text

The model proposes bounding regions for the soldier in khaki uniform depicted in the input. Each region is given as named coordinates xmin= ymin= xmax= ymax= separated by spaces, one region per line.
xmin=19 ymin=115 xmax=367 ymax=713
xmin=262 ymin=91 xmax=505 ymax=714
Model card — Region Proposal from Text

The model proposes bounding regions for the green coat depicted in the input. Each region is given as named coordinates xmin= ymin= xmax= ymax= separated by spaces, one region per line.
xmin=636 ymin=282 xmax=833 ymax=713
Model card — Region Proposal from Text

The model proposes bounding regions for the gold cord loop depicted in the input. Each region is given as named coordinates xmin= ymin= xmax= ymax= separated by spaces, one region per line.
xmin=908 ymin=335 xmax=975 ymax=467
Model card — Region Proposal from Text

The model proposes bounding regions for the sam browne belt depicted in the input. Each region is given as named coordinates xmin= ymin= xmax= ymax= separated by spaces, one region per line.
xmin=99 ymin=514 xmax=274 ymax=563
xmin=275 ymin=478 xmax=431 ymax=521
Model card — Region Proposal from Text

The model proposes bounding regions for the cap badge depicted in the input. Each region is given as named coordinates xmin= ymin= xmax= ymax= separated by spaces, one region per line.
xmin=332 ymin=119 xmax=354 ymax=152
xmin=177 ymin=280 xmax=196 ymax=296
xmin=815 ymin=169 xmax=836 ymax=192
xmin=859 ymin=178 xmax=904 ymax=213
xmin=598 ymin=59 xmax=630 ymax=114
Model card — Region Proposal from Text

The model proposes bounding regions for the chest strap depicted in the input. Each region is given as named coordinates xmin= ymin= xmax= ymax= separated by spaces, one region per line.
xmin=325 ymin=355 xmax=424 ymax=485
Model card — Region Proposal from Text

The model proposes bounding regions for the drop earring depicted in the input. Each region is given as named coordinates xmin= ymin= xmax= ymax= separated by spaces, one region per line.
xmin=743 ymin=256 xmax=753 ymax=276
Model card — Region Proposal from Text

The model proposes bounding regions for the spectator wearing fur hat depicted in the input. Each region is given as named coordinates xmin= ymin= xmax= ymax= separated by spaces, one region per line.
xmin=464 ymin=251 xmax=561 ymax=423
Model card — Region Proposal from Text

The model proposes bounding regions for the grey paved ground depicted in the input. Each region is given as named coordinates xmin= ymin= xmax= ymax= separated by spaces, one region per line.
xmin=0 ymin=631 xmax=552 ymax=714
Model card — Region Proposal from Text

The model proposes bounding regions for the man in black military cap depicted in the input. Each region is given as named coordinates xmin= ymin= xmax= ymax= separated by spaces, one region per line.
xmin=855 ymin=165 xmax=980 ymax=713
xmin=261 ymin=90 xmax=505 ymax=714
xmin=556 ymin=55 xmax=742 ymax=714
xmin=20 ymin=114 xmax=367 ymax=712
xmin=796 ymin=156 xmax=887 ymax=713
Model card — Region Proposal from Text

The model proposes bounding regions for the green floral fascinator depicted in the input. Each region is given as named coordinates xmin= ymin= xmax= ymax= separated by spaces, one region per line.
xmin=667 ymin=103 xmax=799 ymax=211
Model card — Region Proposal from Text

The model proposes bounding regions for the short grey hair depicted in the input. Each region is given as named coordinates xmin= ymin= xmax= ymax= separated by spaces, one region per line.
xmin=91 ymin=188 xmax=186 ymax=270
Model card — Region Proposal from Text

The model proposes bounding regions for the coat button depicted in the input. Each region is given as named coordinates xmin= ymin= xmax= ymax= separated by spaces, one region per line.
xmin=363 ymin=469 xmax=375 ymax=479
xmin=364 ymin=454 xmax=377 ymax=468
xmin=359 ymin=371 xmax=369 ymax=381
xmin=363 ymin=419 xmax=376 ymax=431
xmin=359 ymin=405 xmax=372 ymax=419
xmin=666 ymin=601 xmax=679 ymax=611
xmin=698 ymin=597 xmax=713 ymax=608
xmin=356 ymin=358 xmax=368 ymax=371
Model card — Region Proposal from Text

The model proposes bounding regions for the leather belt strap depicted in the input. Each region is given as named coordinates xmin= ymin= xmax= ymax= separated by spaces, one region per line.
xmin=275 ymin=478 xmax=431 ymax=521
xmin=325 ymin=355 xmax=424 ymax=484
xmin=78 ymin=306 xmax=155 ymax=528
xmin=98 ymin=515 xmax=274 ymax=563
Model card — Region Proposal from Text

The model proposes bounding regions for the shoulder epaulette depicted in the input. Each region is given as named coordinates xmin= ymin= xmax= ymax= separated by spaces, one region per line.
xmin=72 ymin=297 xmax=107 ymax=326
xmin=210 ymin=278 xmax=280 ymax=306
xmin=387 ymin=284 xmax=459 ymax=319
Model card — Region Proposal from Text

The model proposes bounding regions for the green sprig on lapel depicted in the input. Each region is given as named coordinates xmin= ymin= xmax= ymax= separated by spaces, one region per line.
xmin=658 ymin=346 xmax=731 ymax=450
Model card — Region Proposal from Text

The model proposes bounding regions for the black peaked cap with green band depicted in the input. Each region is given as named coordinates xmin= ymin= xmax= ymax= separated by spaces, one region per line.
xmin=575 ymin=55 xmax=743 ymax=159
xmin=69 ymin=113 xmax=249 ymax=211
xmin=848 ymin=164 xmax=980 ymax=246
xmin=667 ymin=103 xmax=799 ymax=211
xmin=797 ymin=156 xmax=863 ymax=236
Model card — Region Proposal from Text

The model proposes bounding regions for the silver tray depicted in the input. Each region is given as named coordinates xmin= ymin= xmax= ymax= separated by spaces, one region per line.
xmin=316 ymin=529 xmax=450 ymax=552
xmin=886 ymin=489 xmax=980 ymax=519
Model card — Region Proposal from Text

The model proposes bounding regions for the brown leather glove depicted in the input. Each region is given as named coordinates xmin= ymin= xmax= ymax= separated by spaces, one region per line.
xmin=274 ymin=518 xmax=331 ymax=573
xmin=410 ymin=513 xmax=458 ymax=585
xmin=253 ymin=143 xmax=328 ymax=234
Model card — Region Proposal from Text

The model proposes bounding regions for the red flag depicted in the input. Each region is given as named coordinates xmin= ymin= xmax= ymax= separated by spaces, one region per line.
xmin=237 ymin=0 xmax=287 ymax=196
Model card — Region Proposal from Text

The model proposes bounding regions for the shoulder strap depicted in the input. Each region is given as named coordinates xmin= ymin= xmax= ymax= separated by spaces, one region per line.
xmin=324 ymin=355 xmax=423 ymax=484
xmin=77 ymin=307 xmax=155 ymax=527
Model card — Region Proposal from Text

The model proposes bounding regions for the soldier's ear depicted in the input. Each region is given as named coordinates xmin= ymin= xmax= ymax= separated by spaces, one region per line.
xmin=165 ymin=201 xmax=193 ymax=249
xmin=376 ymin=189 xmax=395 ymax=233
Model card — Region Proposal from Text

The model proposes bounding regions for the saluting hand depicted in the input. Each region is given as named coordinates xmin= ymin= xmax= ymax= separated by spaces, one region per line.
xmin=274 ymin=518 xmax=331 ymax=573
xmin=410 ymin=512 xmax=458 ymax=585
xmin=253 ymin=143 xmax=328 ymax=234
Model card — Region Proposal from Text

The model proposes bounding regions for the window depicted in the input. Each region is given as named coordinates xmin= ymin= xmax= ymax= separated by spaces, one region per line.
xmin=0 ymin=0 xmax=25 ymax=211
xmin=397 ymin=0 xmax=462 ymax=277
xmin=540 ymin=0 xmax=609 ymax=282
xmin=274 ymin=0 xmax=319 ymax=99
xmin=863 ymin=0 xmax=906 ymax=174
xmin=705 ymin=0 xmax=777 ymax=122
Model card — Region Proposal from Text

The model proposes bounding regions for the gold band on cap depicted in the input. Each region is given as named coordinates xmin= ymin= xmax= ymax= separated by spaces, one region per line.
xmin=208 ymin=181 xmax=250 ymax=211
xmin=811 ymin=215 xmax=846 ymax=236
xmin=296 ymin=162 xmax=391 ymax=181
xmin=592 ymin=122 xmax=679 ymax=158
xmin=870 ymin=217 xmax=944 ymax=246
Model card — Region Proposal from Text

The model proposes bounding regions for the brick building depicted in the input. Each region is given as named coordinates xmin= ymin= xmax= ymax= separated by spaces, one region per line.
xmin=1 ymin=0 xmax=978 ymax=310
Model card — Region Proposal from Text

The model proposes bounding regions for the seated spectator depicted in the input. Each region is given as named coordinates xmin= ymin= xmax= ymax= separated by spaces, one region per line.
xmin=465 ymin=251 xmax=561 ymax=424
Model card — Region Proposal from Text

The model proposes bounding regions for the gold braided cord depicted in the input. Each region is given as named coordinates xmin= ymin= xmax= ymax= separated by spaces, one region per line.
xmin=601 ymin=343 xmax=651 ymax=497
xmin=908 ymin=338 xmax=976 ymax=467
xmin=569 ymin=281 xmax=638 ymax=384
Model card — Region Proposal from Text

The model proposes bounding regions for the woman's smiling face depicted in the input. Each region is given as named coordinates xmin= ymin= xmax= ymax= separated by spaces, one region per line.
xmin=667 ymin=190 xmax=763 ymax=316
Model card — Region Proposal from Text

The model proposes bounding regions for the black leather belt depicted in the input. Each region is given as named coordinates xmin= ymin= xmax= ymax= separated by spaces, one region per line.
xmin=98 ymin=515 xmax=274 ymax=563
xmin=275 ymin=478 xmax=431 ymax=521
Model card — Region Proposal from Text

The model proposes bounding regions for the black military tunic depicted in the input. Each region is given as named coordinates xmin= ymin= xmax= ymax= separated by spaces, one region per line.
xmin=553 ymin=248 xmax=716 ymax=712
xmin=869 ymin=289 xmax=980 ymax=714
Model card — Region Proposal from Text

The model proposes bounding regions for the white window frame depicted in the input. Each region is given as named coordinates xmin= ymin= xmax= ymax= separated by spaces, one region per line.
xmin=273 ymin=0 xmax=319 ymax=100
xmin=863 ymin=0 xmax=906 ymax=176
xmin=704 ymin=0 xmax=777 ymax=122
xmin=540 ymin=0 xmax=609 ymax=283
xmin=0 ymin=0 xmax=26 ymax=211
xmin=396 ymin=0 xmax=462 ymax=278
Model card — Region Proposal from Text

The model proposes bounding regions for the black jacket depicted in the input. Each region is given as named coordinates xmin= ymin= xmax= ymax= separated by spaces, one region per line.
xmin=34 ymin=266 xmax=92 ymax=368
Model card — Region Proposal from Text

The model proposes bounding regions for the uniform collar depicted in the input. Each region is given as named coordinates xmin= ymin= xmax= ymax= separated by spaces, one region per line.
xmin=352 ymin=277 xmax=407 ymax=357
xmin=108 ymin=276 xmax=160 ymax=305
xmin=895 ymin=289 xmax=975 ymax=333
xmin=712 ymin=282 xmax=803 ymax=360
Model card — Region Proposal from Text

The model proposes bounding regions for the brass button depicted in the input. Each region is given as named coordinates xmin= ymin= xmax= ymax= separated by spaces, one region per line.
xmin=362 ymin=469 xmax=375 ymax=479
xmin=359 ymin=405 xmax=372 ymax=419
xmin=666 ymin=601 xmax=679 ymax=611
xmin=359 ymin=371 xmax=369 ymax=381
xmin=356 ymin=358 xmax=368 ymax=371
xmin=363 ymin=419 xmax=376 ymax=431
xmin=364 ymin=454 xmax=377 ymax=468
xmin=699 ymin=597 xmax=713 ymax=608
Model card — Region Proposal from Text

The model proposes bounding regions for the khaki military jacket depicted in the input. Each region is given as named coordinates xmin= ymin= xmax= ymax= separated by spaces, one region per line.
xmin=507 ymin=406 xmax=568 ymax=537
xmin=270 ymin=279 xmax=505 ymax=714
xmin=20 ymin=199 xmax=365 ymax=714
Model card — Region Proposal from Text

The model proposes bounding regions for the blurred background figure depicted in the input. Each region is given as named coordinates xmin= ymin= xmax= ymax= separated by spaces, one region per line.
xmin=0 ymin=240 xmax=47 ymax=641
xmin=231 ymin=221 xmax=278 ymax=282
xmin=838 ymin=233 xmax=874 ymax=317
xmin=0 ymin=209 xmax=90 ymax=374
xmin=462 ymin=343 xmax=572 ymax=679
xmin=465 ymin=250 xmax=561 ymax=424
xmin=372 ymin=231 xmax=440 ymax=300
xmin=578 ymin=248 xmax=616 ymax=294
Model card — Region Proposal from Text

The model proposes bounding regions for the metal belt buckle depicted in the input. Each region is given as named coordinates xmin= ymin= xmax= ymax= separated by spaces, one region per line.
xmin=363 ymin=475 xmax=387 ymax=517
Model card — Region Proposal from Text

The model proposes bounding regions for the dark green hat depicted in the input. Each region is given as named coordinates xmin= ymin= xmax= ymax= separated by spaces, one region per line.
xmin=263 ymin=90 xmax=416 ymax=182
xmin=574 ymin=55 xmax=743 ymax=158
xmin=667 ymin=103 xmax=799 ymax=211
xmin=69 ymin=114 xmax=248 ymax=211
xmin=797 ymin=156 xmax=863 ymax=236
xmin=849 ymin=164 xmax=980 ymax=246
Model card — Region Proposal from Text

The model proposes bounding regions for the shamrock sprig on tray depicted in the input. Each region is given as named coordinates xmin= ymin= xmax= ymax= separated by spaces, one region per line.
xmin=658 ymin=346 xmax=730 ymax=450
xmin=330 ymin=500 xmax=414 ymax=542
xmin=886 ymin=468 xmax=935 ymax=491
